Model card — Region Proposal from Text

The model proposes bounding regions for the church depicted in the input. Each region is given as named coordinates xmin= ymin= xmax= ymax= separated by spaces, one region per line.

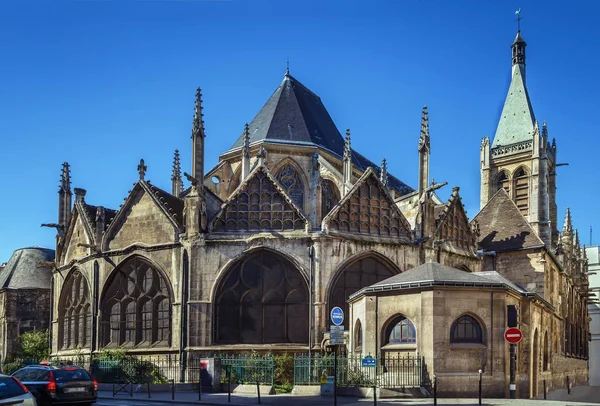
xmin=46 ymin=27 xmax=589 ymax=398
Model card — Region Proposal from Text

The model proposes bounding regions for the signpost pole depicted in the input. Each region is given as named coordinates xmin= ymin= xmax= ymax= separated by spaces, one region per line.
xmin=333 ymin=348 xmax=338 ymax=406
xmin=509 ymin=343 xmax=516 ymax=399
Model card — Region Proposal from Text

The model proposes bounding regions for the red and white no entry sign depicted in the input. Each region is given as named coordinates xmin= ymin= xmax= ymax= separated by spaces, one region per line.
xmin=504 ymin=327 xmax=523 ymax=344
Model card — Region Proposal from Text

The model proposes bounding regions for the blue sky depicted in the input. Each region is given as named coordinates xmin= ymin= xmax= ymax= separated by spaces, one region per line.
xmin=1 ymin=0 xmax=598 ymax=262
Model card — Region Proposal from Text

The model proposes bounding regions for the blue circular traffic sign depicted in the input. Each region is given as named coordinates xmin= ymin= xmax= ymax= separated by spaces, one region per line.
xmin=330 ymin=307 xmax=344 ymax=326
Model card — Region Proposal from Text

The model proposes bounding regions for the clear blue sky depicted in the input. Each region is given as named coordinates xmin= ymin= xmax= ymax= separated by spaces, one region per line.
xmin=1 ymin=0 xmax=598 ymax=262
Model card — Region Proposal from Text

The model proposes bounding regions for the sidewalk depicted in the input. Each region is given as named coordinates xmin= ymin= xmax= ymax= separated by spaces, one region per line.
xmin=98 ymin=388 xmax=600 ymax=405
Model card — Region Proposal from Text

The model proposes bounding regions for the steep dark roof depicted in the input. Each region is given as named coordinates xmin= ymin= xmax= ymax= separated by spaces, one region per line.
xmin=228 ymin=73 xmax=413 ymax=196
xmin=0 ymin=247 xmax=54 ymax=290
xmin=81 ymin=203 xmax=118 ymax=231
xmin=471 ymin=188 xmax=544 ymax=253
xmin=145 ymin=182 xmax=185 ymax=229
xmin=351 ymin=262 xmax=526 ymax=299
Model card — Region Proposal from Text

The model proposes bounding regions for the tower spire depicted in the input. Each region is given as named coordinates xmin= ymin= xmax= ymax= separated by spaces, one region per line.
xmin=380 ymin=158 xmax=388 ymax=187
xmin=418 ymin=105 xmax=431 ymax=198
xmin=191 ymin=87 xmax=206 ymax=184
xmin=171 ymin=149 xmax=183 ymax=197
xmin=241 ymin=123 xmax=251 ymax=181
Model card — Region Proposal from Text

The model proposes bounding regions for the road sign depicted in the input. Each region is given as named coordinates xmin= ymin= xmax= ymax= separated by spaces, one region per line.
xmin=330 ymin=325 xmax=344 ymax=345
xmin=361 ymin=355 xmax=376 ymax=367
xmin=330 ymin=307 xmax=344 ymax=326
xmin=504 ymin=327 xmax=523 ymax=344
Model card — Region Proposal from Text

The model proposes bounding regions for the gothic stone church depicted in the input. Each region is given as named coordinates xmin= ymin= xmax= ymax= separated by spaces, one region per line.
xmin=48 ymin=29 xmax=589 ymax=397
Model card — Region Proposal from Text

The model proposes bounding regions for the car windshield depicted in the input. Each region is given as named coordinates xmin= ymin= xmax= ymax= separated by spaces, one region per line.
xmin=53 ymin=369 xmax=91 ymax=383
xmin=0 ymin=376 xmax=26 ymax=400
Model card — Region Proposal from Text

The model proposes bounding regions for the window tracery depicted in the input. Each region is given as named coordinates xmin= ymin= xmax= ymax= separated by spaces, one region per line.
xmin=58 ymin=270 xmax=91 ymax=350
xmin=100 ymin=257 xmax=172 ymax=348
xmin=213 ymin=170 xmax=306 ymax=232
xmin=328 ymin=175 xmax=410 ymax=238
xmin=276 ymin=164 xmax=305 ymax=210
xmin=329 ymin=256 xmax=396 ymax=328
xmin=215 ymin=250 xmax=309 ymax=344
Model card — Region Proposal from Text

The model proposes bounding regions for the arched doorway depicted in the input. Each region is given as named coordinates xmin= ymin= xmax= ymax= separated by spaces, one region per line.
xmin=215 ymin=250 xmax=309 ymax=344
xmin=99 ymin=256 xmax=173 ymax=348
xmin=329 ymin=255 xmax=397 ymax=328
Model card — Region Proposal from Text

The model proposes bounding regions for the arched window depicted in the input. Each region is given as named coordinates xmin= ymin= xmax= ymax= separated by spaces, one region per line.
xmin=450 ymin=315 xmax=484 ymax=344
xmin=385 ymin=316 xmax=416 ymax=344
xmin=276 ymin=164 xmax=305 ymax=210
xmin=58 ymin=270 xmax=91 ymax=350
xmin=354 ymin=319 xmax=363 ymax=352
xmin=215 ymin=250 xmax=309 ymax=344
xmin=513 ymin=167 xmax=529 ymax=216
xmin=321 ymin=179 xmax=340 ymax=218
xmin=329 ymin=256 xmax=397 ymax=328
xmin=495 ymin=171 xmax=510 ymax=194
xmin=100 ymin=257 xmax=172 ymax=348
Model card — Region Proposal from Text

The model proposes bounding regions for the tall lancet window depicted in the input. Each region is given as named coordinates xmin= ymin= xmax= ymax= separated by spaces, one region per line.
xmin=58 ymin=270 xmax=91 ymax=350
xmin=513 ymin=167 xmax=529 ymax=216
xmin=495 ymin=171 xmax=510 ymax=194
xmin=321 ymin=179 xmax=340 ymax=218
xmin=276 ymin=164 xmax=305 ymax=211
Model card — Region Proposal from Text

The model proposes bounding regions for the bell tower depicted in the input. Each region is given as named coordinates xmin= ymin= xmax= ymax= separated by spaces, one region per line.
xmin=480 ymin=29 xmax=557 ymax=248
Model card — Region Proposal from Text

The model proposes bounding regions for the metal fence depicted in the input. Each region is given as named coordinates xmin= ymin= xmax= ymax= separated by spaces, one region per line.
xmin=217 ymin=353 xmax=274 ymax=386
xmin=294 ymin=353 xmax=422 ymax=388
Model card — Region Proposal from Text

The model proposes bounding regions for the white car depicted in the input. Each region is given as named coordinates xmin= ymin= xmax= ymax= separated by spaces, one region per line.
xmin=0 ymin=374 xmax=37 ymax=405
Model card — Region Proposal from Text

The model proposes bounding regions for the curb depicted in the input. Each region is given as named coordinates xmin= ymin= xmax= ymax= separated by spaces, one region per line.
xmin=98 ymin=395 xmax=248 ymax=405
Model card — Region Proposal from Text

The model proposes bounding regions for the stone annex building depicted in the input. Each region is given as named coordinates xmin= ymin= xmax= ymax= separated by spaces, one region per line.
xmin=47 ymin=29 xmax=590 ymax=398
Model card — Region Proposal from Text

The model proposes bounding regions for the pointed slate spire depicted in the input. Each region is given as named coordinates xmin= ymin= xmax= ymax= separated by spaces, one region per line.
xmin=138 ymin=159 xmax=147 ymax=181
xmin=242 ymin=123 xmax=251 ymax=181
xmin=171 ymin=149 xmax=183 ymax=197
xmin=191 ymin=87 xmax=206 ymax=184
xmin=58 ymin=162 xmax=72 ymax=227
xmin=380 ymin=158 xmax=388 ymax=187
xmin=492 ymin=30 xmax=535 ymax=148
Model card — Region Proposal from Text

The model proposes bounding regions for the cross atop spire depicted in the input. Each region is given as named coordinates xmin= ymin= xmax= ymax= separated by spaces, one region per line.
xmin=380 ymin=158 xmax=389 ymax=187
xmin=285 ymin=58 xmax=290 ymax=77
xmin=138 ymin=159 xmax=147 ymax=181
xmin=515 ymin=8 xmax=522 ymax=31
xmin=60 ymin=162 xmax=71 ymax=192
xmin=419 ymin=105 xmax=430 ymax=152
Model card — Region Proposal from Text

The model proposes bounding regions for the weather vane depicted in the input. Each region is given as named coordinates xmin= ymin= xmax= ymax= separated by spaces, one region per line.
xmin=515 ymin=8 xmax=522 ymax=31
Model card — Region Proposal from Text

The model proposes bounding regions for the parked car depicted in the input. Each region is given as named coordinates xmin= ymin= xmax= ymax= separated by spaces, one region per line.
xmin=11 ymin=365 xmax=96 ymax=406
xmin=0 ymin=373 xmax=37 ymax=405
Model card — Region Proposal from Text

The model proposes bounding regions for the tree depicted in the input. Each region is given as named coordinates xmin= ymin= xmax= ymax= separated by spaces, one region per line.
xmin=19 ymin=329 xmax=50 ymax=361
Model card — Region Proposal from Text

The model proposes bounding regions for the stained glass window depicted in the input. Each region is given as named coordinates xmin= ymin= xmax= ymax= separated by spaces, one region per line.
xmin=58 ymin=270 xmax=91 ymax=350
xmin=276 ymin=164 xmax=305 ymax=210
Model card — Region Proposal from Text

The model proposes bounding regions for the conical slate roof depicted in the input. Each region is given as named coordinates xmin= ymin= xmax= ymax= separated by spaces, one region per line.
xmin=228 ymin=72 xmax=413 ymax=195
xmin=0 ymin=247 xmax=54 ymax=290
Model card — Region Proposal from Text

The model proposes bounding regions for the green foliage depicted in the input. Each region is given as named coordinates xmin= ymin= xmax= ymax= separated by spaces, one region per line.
xmin=93 ymin=350 xmax=168 ymax=384
xmin=2 ymin=358 xmax=26 ymax=375
xmin=273 ymin=352 xmax=293 ymax=393
xmin=19 ymin=330 xmax=51 ymax=361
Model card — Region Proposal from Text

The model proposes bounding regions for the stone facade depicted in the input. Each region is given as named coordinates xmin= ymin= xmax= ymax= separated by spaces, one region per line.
xmin=44 ymin=27 xmax=589 ymax=399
